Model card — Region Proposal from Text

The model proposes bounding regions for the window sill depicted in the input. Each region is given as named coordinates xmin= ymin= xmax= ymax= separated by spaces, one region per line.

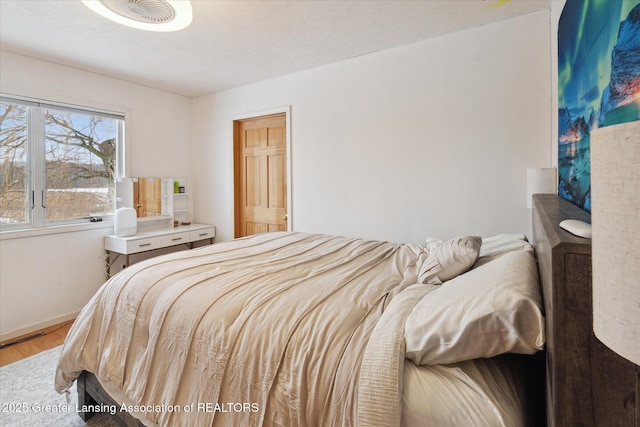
xmin=0 ymin=221 xmax=114 ymax=241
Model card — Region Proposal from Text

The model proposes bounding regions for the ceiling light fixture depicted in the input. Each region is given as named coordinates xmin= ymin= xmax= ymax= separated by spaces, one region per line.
xmin=82 ymin=0 xmax=192 ymax=32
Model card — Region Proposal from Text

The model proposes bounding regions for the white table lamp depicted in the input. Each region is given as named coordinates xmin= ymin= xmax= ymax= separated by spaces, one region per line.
xmin=526 ymin=168 xmax=557 ymax=209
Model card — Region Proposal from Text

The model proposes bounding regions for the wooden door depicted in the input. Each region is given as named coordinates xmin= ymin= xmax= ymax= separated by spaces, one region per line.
xmin=234 ymin=113 xmax=287 ymax=237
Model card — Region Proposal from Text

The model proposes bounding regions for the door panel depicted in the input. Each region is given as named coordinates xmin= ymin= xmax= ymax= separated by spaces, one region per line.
xmin=268 ymin=154 xmax=285 ymax=208
xmin=235 ymin=113 xmax=287 ymax=238
xmin=245 ymin=156 xmax=262 ymax=207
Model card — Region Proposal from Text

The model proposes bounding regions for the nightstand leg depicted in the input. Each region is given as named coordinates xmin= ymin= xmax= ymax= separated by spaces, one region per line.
xmin=106 ymin=251 xmax=111 ymax=279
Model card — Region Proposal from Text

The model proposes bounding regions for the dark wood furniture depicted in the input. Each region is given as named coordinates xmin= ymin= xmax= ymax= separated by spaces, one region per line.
xmin=532 ymin=194 xmax=639 ymax=427
xmin=78 ymin=371 xmax=144 ymax=427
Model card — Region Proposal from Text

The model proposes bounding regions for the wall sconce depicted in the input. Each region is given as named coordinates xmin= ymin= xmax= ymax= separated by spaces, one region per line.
xmin=591 ymin=121 xmax=639 ymax=366
xmin=526 ymin=167 xmax=557 ymax=209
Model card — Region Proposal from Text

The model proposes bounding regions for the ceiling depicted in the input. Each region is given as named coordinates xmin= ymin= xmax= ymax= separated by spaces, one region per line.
xmin=0 ymin=0 xmax=550 ymax=98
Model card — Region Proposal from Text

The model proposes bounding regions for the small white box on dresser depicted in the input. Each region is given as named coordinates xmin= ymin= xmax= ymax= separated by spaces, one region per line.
xmin=114 ymin=207 xmax=137 ymax=237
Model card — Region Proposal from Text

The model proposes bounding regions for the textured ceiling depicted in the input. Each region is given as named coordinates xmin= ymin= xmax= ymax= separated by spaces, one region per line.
xmin=0 ymin=0 xmax=550 ymax=98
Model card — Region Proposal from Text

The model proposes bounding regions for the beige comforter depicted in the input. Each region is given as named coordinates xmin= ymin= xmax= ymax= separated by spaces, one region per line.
xmin=55 ymin=231 xmax=432 ymax=426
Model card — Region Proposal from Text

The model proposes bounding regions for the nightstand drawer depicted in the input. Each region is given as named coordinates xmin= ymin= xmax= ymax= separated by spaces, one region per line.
xmin=127 ymin=237 xmax=162 ymax=253
xmin=190 ymin=227 xmax=215 ymax=241
xmin=105 ymin=224 xmax=215 ymax=277
xmin=161 ymin=231 xmax=191 ymax=247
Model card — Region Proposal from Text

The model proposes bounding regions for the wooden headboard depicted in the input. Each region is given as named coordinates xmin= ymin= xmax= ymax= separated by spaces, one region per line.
xmin=531 ymin=194 xmax=639 ymax=427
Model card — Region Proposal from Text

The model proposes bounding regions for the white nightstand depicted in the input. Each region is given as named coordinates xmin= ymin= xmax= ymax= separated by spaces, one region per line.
xmin=105 ymin=224 xmax=215 ymax=277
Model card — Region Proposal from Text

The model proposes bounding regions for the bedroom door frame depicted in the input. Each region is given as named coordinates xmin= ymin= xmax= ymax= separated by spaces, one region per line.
xmin=232 ymin=106 xmax=292 ymax=237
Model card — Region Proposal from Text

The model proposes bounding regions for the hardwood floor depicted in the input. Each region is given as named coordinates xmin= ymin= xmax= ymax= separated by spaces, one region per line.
xmin=0 ymin=320 xmax=74 ymax=367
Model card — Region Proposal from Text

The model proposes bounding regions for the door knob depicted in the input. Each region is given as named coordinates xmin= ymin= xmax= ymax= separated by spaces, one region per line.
xmin=283 ymin=214 xmax=288 ymax=221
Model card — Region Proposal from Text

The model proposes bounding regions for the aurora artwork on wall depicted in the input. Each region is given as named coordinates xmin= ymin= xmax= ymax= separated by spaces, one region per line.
xmin=558 ymin=0 xmax=640 ymax=211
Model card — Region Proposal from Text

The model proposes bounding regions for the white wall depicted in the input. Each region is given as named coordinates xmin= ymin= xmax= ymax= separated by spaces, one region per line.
xmin=0 ymin=51 xmax=192 ymax=339
xmin=192 ymin=10 xmax=553 ymax=244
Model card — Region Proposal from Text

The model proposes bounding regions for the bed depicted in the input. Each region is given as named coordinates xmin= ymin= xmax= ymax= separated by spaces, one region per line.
xmin=55 ymin=230 xmax=547 ymax=426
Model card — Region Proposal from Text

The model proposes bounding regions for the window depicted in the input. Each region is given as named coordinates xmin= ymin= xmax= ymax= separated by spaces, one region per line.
xmin=0 ymin=97 xmax=124 ymax=230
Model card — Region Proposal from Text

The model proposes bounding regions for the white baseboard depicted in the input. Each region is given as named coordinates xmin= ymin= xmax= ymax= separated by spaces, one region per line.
xmin=0 ymin=311 xmax=79 ymax=343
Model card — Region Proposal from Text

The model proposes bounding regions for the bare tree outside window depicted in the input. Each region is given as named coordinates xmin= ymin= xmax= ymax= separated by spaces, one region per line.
xmin=0 ymin=99 xmax=122 ymax=228
xmin=44 ymin=109 xmax=116 ymax=221
xmin=0 ymin=103 xmax=28 ymax=225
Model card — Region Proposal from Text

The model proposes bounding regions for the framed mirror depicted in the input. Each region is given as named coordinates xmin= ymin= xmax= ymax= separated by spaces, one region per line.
xmin=116 ymin=177 xmax=171 ymax=218
xmin=134 ymin=178 xmax=163 ymax=217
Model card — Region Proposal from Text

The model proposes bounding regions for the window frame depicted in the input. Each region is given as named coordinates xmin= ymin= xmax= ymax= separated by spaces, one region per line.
xmin=0 ymin=95 xmax=125 ymax=233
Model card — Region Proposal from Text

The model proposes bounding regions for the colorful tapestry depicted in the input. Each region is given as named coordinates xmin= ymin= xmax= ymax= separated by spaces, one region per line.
xmin=558 ymin=0 xmax=640 ymax=211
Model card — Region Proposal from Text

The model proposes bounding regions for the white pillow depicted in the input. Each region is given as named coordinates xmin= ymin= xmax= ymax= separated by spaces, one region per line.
xmin=418 ymin=236 xmax=482 ymax=285
xmin=474 ymin=233 xmax=534 ymax=268
xmin=405 ymin=251 xmax=545 ymax=365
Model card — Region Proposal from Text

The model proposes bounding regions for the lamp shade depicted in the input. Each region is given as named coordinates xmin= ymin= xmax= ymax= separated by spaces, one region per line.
xmin=591 ymin=121 xmax=640 ymax=366
xmin=526 ymin=168 xmax=557 ymax=208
